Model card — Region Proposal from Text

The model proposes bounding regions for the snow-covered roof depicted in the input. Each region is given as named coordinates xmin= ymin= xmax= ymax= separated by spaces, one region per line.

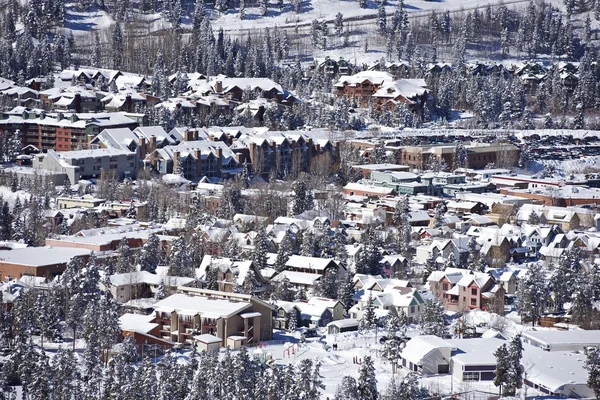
xmin=119 ymin=313 xmax=158 ymax=334
xmin=400 ymin=335 xmax=454 ymax=365
xmin=0 ymin=247 xmax=91 ymax=267
xmin=446 ymin=338 xmax=505 ymax=366
xmin=272 ymin=271 xmax=321 ymax=286
xmin=194 ymin=333 xmax=222 ymax=344
xmin=521 ymin=330 xmax=600 ymax=349
xmin=154 ymin=293 xmax=251 ymax=318
xmin=109 ymin=271 xmax=195 ymax=287
xmin=334 ymin=71 xmax=395 ymax=87
xmin=285 ymin=255 xmax=337 ymax=271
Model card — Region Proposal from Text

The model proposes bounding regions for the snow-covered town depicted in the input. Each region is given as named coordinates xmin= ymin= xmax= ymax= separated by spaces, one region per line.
xmin=1 ymin=0 xmax=600 ymax=397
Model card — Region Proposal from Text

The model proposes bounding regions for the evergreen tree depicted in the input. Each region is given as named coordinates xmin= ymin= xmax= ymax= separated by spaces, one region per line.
xmin=419 ymin=299 xmax=447 ymax=337
xmin=115 ymin=237 xmax=133 ymax=273
xmin=357 ymin=356 xmax=378 ymax=400
xmin=292 ymin=178 xmax=314 ymax=215
xmin=338 ymin=272 xmax=355 ymax=312
xmin=252 ymin=224 xmax=270 ymax=270
xmin=316 ymin=268 xmax=338 ymax=299
xmin=335 ymin=376 xmax=359 ymax=400
xmin=168 ymin=235 xmax=193 ymax=277
xmin=139 ymin=233 xmax=161 ymax=274
xmin=504 ymin=334 xmax=524 ymax=396
xmin=274 ymin=232 xmax=293 ymax=272
xmin=359 ymin=292 xmax=377 ymax=330
xmin=585 ymin=346 xmax=600 ymax=399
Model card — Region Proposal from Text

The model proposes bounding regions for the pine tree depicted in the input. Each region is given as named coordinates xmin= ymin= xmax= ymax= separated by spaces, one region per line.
xmin=504 ymin=334 xmax=524 ymax=396
xmin=273 ymin=277 xmax=295 ymax=301
xmin=360 ymin=292 xmax=377 ymax=330
xmin=585 ymin=346 xmax=600 ymax=399
xmin=252 ymin=225 xmax=270 ymax=270
xmin=334 ymin=13 xmax=344 ymax=35
xmin=292 ymin=178 xmax=314 ymax=215
xmin=357 ymin=356 xmax=378 ymax=400
xmin=111 ymin=21 xmax=124 ymax=69
xmin=116 ymin=237 xmax=133 ymax=273
xmin=338 ymin=272 xmax=355 ymax=312
xmin=155 ymin=279 xmax=167 ymax=300
xmin=382 ymin=314 xmax=404 ymax=373
xmin=493 ymin=342 xmax=509 ymax=396
xmin=169 ymin=235 xmax=193 ymax=277
xmin=316 ymin=268 xmax=338 ymax=299
xmin=419 ymin=299 xmax=447 ymax=337
xmin=274 ymin=232 xmax=293 ymax=272
xmin=139 ymin=233 xmax=160 ymax=274
xmin=378 ymin=2 xmax=387 ymax=34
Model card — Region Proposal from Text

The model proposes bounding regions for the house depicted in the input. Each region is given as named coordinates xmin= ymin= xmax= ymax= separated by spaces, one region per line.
xmin=334 ymin=71 xmax=395 ymax=107
xmin=273 ymin=302 xmax=301 ymax=330
xmin=399 ymin=335 xmax=454 ymax=375
xmin=56 ymin=195 xmax=106 ymax=209
xmin=107 ymin=271 xmax=196 ymax=303
xmin=0 ymin=247 xmax=91 ymax=280
xmin=148 ymin=141 xmax=240 ymax=180
xmin=284 ymin=255 xmax=342 ymax=276
xmin=151 ymin=287 xmax=275 ymax=347
xmin=372 ymin=79 xmax=429 ymax=112
xmin=521 ymin=330 xmax=600 ymax=352
xmin=194 ymin=334 xmax=222 ymax=352
xmin=415 ymin=238 xmax=470 ymax=266
xmin=272 ymin=271 xmax=321 ymax=293
xmin=399 ymin=335 xmax=595 ymax=398
xmin=350 ymin=286 xmax=425 ymax=323
xmin=199 ymin=255 xmax=269 ymax=294
xmin=33 ymin=148 xmax=137 ymax=184
xmin=427 ymin=268 xmax=503 ymax=313
xmin=343 ymin=182 xmax=396 ymax=198
xmin=398 ymin=142 xmax=519 ymax=170
xmin=327 ymin=319 xmax=359 ymax=334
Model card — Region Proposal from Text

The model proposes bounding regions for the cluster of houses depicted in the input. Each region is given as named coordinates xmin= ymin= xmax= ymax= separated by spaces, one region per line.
xmin=399 ymin=330 xmax=600 ymax=398
xmin=5 ymin=123 xmax=338 ymax=184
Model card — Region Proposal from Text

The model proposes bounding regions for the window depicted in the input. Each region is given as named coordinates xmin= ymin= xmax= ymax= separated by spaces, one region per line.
xmin=471 ymin=298 xmax=477 ymax=306
xmin=442 ymin=284 xmax=448 ymax=290
xmin=471 ymin=288 xmax=477 ymax=295
xmin=410 ymin=306 xmax=415 ymax=314
xmin=463 ymin=372 xmax=479 ymax=382
xmin=463 ymin=297 xmax=466 ymax=302
xmin=463 ymin=287 xmax=466 ymax=292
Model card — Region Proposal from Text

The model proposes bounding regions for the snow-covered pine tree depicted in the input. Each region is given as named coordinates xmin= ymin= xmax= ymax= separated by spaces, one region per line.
xmin=252 ymin=224 xmax=270 ymax=270
xmin=116 ymin=237 xmax=133 ymax=273
xmin=155 ymin=279 xmax=167 ymax=300
xmin=316 ymin=268 xmax=338 ymax=299
xmin=360 ymin=292 xmax=377 ymax=330
xmin=585 ymin=346 xmax=600 ymax=399
xmin=419 ymin=299 xmax=447 ymax=337
xmin=503 ymin=334 xmax=524 ymax=396
xmin=334 ymin=13 xmax=344 ymax=35
xmin=493 ymin=342 xmax=510 ymax=396
xmin=338 ymin=272 xmax=355 ymax=312
xmin=274 ymin=232 xmax=293 ymax=272
xmin=357 ymin=356 xmax=378 ymax=399
xmin=139 ymin=233 xmax=161 ymax=274
xmin=168 ymin=235 xmax=193 ymax=277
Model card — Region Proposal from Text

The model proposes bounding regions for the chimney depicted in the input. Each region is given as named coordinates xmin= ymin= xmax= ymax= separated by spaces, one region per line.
xmin=193 ymin=130 xmax=198 ymax=141
xmin=173 ymin=150 xmax=180 ymax=173
xmin=194 ymin=150 xmax=202 ymax=177
xmin=216 ymin=147 xmax=223 ymax=176
xmin=150 ymin=135 xmax=157 ymax=151
xmin=139 ymin=137 xmax=147 ymax=159
xmin=215 ymin=81 xmax=223 ymax=93
xmin=184 ymin=130 xmax=193 ymax=142
xmin=249 ymin=142 xmax=257 ymax=166
xmin=235 ymin=153 xmax=243 ymax=164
